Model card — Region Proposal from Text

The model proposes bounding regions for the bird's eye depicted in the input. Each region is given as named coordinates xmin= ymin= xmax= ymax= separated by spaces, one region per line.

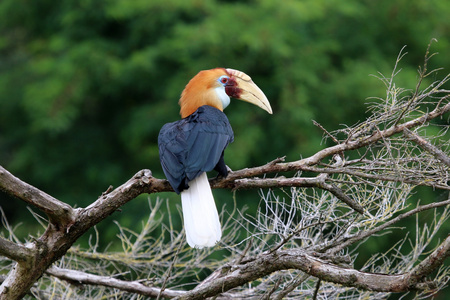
xmin=219 ymin=76 xmax=229 ymax=84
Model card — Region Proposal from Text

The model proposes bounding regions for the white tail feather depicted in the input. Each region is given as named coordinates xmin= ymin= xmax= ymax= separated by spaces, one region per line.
xmin=181 ymin=172 xmax=221 ymax=248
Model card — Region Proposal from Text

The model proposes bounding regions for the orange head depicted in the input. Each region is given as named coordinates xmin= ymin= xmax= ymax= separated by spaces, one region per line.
xmin=179 ymin=68 xmax=272 ymax=118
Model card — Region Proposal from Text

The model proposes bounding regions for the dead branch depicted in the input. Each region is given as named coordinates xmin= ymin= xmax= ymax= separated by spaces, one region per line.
xmin=0 ymin=237 xmax=32 ymax=263
xmin=403 ymin=128 xmax=450 ymax=167
xmin=325 ymin=198 xmax=450 ymax=255
xmin=0 ymin=166 xmax=75 ymax=227
xmin=174 ymin=246 xmax=447 ymax=300
xmin=46 ymin=267 xmax=185 ymax=298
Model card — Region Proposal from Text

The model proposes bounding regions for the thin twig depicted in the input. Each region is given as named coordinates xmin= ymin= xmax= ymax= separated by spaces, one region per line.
xmin=312 ymin=278 xmax=321 ymax=300
xmin=327 ymin=199 xmax=450 ymax=255
xmin=403 ymin=128 xmax=450 ymax=167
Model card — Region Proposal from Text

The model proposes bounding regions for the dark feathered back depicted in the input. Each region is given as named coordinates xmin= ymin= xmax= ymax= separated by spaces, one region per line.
xmin=158 ymin=106 xmax=234 ymax=194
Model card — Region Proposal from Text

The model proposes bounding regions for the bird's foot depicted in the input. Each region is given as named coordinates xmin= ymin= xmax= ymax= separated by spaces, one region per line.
xmin=214 ymin=165 xmax=232 ymax=180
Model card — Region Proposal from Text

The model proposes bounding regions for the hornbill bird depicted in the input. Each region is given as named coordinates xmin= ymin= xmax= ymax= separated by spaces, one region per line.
xmin=158 ymin=68 xmax=272 ymax=248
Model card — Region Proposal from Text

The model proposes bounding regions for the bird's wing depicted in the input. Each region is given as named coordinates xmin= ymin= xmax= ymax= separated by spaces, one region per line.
xmin=158 ymin=106 xmax=233 ymax=193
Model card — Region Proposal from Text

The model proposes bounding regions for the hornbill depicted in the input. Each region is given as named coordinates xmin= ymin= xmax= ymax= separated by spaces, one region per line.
xmin=158 ymin=68 xmax=272 ymax=248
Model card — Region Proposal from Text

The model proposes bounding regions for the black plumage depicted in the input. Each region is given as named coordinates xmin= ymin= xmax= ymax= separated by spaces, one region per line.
xmin=158 ymin=105 xmax=234 ymax=194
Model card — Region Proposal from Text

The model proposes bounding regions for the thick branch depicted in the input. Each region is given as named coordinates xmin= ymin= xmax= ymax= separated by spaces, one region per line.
xmin=77 ymin=170 xmax=170 ymax=231
xmin=175 ymin=249 xmax=442 ymax=300
xmin=0 ymin=237 xmax=32 ymax=263
xmin=46 ymin=267 xmax=185 ymax=298
xmin=0 ymin=165 xmax=75 ymax=227
xmin=402 ymin=235 xmax=450 ymax=287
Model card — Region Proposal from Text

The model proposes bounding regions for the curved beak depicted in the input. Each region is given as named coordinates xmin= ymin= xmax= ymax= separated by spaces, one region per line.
xmin=227 ymin=68 xmax=273 ymax=114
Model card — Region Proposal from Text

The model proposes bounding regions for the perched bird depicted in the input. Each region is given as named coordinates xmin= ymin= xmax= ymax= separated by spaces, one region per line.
xmin=158 ymin=68 xmax=272 ymax=248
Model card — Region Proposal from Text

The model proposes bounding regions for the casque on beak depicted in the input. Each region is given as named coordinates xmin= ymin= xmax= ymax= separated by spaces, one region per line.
xmin=226 ymin=68 xmax=273 ymax=114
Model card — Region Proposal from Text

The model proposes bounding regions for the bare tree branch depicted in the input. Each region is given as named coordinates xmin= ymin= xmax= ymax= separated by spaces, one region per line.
xmin=326 ymin=198 xmax=450 ymax=255
xmin=289 ymin=165 xmax=450 ymax=190
xmin=46 ymin=267 xmax=185 ymax=298
xmin=233 ymin=174 xmax=365 ymax=214
xmin=272 ymin=273 xmax=310 ymax=300
xmin=0 ymin=237 xmax=32 ymax=263
xmin=174 ymin=248 xmax=444 ymax=300
xmin=0 ymin=166 xmax=75 ymax=228
xmin=401 ymin=235 xmax=450 ymax=288
xmin=403 ymin=128 xmax=450 ymax=167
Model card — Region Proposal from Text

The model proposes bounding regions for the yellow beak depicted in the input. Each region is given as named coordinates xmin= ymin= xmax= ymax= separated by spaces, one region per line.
xmin=227 ymin=68 xmax=273 ymax=114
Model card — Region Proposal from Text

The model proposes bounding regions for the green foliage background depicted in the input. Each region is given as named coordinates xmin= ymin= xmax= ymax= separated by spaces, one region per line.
xmin=0 ymin=0 xmax=449 ymax=296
